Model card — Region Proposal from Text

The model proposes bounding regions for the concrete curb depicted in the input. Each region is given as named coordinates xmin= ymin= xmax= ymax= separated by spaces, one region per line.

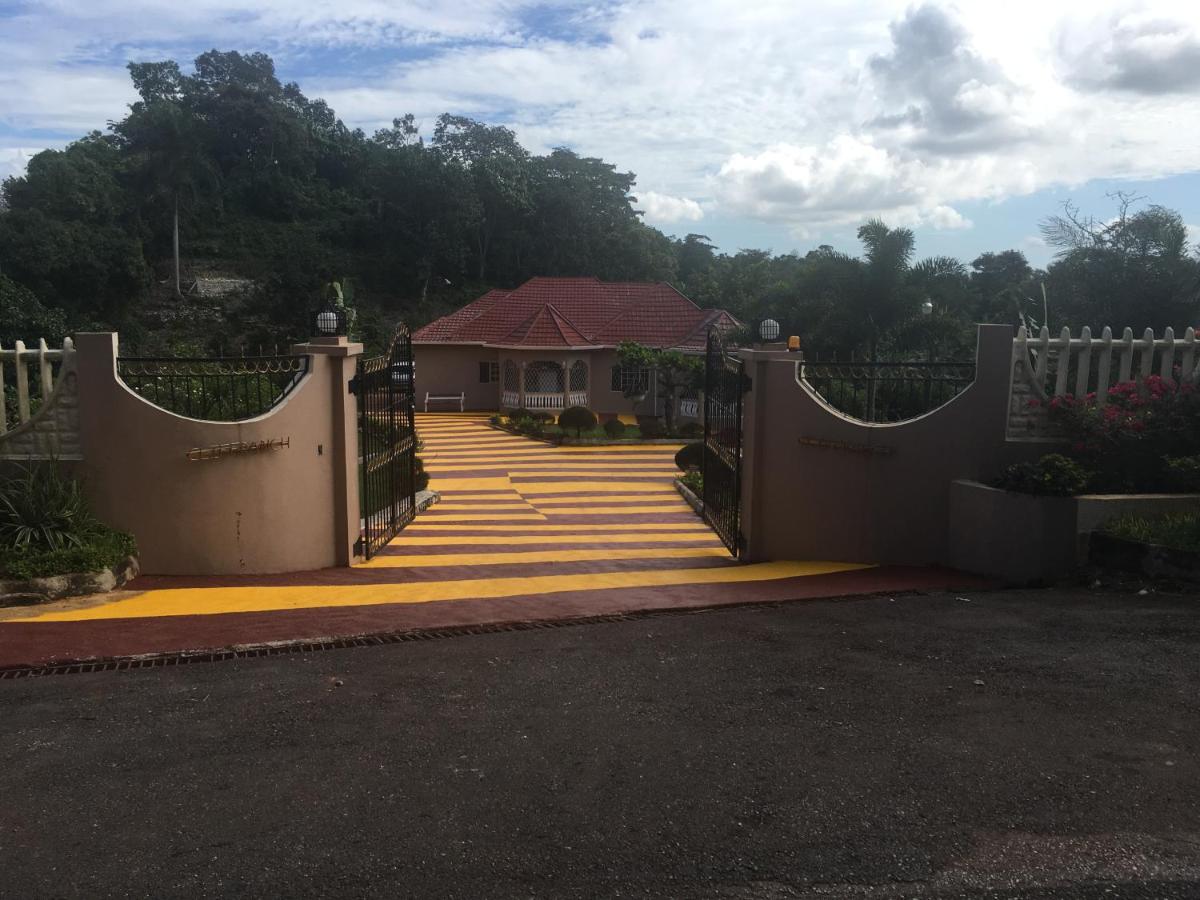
xmin=1 ymin=555 xmax=140 ymax=608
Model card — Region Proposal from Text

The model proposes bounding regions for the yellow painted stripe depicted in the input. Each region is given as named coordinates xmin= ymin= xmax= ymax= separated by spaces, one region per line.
xmin=501 ymin=472 xmax=673 ymax=479
xmin=426 ymin=477 xmax=513 ymax=491
xmin=516 ymin=482 xmax=683 ymax=494
xmin=19 ymin=561 xmax=873 ymax=621
xmin=431 ymin=504 xmax=533 ymax=511
xmin=427 ymin=465 xmax=677 ymax=473
xmin=433 ymin=493 xmax=525 ymax=500
xmin=362 ymin=547 xmax=733 ymax=568
xmin=405 ymin=523 xmax=712 ymax=532
xmin=533 ymin=505 xmax=688 ymax=515
xmin=532 ymin=494 xmax=679 ymax=504
xmin=418 ymin=513 xmax=547 ymax=522
xmin=427 ymin=458 xmax=681 ymax=465
xmin=382 ymin=533 xmax=720 ymax=546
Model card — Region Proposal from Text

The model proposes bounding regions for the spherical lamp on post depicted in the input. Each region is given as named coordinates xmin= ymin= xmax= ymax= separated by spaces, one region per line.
xmin=758 ymin=318 xmax=781 ymax=344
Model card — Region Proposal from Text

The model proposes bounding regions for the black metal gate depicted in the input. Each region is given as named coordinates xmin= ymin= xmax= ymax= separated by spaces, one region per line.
xmin=701 ymin=329 xmax=745 ymax=557
xmin=353 ymin=326 xmax=417 ymax=559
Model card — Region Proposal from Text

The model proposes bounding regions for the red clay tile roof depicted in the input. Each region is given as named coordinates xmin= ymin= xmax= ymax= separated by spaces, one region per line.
xmin=413 ymin=277 xmax=737 ymax=349
xmin=498 ymin=303 xmax=592 ymax=347
xmin=411 ymin=289 xmax=509 ymax=343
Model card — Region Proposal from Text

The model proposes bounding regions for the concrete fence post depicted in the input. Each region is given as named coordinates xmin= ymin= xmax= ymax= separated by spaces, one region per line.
xmin=737 ymin=348 xmax=795 ymax=563
xmin=293 ymin=336 xmax=364 ymax=567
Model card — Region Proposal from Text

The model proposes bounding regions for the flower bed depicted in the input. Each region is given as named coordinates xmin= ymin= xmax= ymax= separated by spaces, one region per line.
xmin=1025 ymin=375 xmax=1200 ymax=494
xmin=948 ymin=480 xmax=1200 ymax=585
xmin=1090 ymin=512 xmax=1200 ymax=583
xmin=0 ymin=462 xmax=139 ymax=605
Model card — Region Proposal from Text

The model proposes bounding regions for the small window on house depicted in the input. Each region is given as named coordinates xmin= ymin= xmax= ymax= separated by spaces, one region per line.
xmin=611 ymin=365 xmax=650 ymax=394
xmin=479 ymin=361 xmax=500 ymax=383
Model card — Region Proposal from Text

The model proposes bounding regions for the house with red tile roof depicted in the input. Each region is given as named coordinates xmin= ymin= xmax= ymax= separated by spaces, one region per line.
xmin=412 ymin=277 xmax=739 ymax=417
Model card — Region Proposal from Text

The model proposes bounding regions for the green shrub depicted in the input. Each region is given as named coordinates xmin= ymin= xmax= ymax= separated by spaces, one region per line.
xmin=679 ymin=470 xmax=703 ymax=494
xmin=0 ymin=463 xmax=96 ymax=551
xmin=603 ymin=419 xmax=626 ymax=439
xmin=678 ymin=422 xmax=704 ymax=439
xmin=514 ymin=416 xmax=543 ymax=437
xmin=531 ymin=410 xmax=555 ymax=424
xmin=675 ymin=442 xmax=705 ymax=472
xmin=1165 ymin=455 xmax=1200 ymax=493
xmin=487 ymin=414 xmax=502 ymax=426
xmin=559 ymin=406 xmax=598 ymax=436
xmin=1103 ymin=512 xmax=1200 ymax=553
xmin=0 ymin=526 xmax=135 ymax=580
xmin=640 ymin=418 xmax=666 ymax=439
xmin=506 ymin=407 xmax=532 ymax=421
xmin=992 ymin=453 xmax=1092 ymax=497
xmin=414 ymin=456 xmax=430 ymax=492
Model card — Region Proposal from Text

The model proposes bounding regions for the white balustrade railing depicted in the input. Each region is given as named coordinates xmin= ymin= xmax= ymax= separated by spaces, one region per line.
xmin=524 ymin=392 xmax=564 ymax=410
xmin=679 ymin=398 xmax=700 ymax=418
xmin=1015 ymin=326 xmax=1200 ymax=406
xmin=0 ymin=337 xmax=74 ymax=433
xmin=517 ymin=391 xmax=590 ymax=411
xmin=501 ymin=390 xmax=520 ymax=409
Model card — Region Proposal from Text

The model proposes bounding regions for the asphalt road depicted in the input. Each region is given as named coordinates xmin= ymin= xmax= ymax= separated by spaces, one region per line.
xmin=2 ymin=588 xmax=1199 ymax=899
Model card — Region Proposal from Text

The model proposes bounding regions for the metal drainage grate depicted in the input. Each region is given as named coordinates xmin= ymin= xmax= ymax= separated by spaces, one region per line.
xmin=0 ymin=603 xmax=783 ymax=680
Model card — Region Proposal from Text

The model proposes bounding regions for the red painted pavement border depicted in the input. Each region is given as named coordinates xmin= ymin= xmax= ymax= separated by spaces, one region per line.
xmin=0 ymin=567 xmax=990 ymax=670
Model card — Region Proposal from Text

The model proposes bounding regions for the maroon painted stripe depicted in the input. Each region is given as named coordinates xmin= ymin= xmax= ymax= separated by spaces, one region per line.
xmin=125 ymin=556 xmax=734 ymax=590
xmin=0 ymin=568 xmax=993 ymax=669
xmin=376 ymin=540 xmax=721 ymax=556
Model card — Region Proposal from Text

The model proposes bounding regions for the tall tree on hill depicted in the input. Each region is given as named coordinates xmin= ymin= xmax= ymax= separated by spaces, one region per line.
xmin=117 ymin=102 xmax=217 ymax=296
xmin=1041 ymin=195 xmax=1200 ymax=331
xmin=433 ymin=115 xmax=530 ymax=281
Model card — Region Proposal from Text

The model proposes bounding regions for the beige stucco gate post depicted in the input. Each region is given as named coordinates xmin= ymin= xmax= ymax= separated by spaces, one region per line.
xmin=292 ymin=336 xmax=364 ymax=567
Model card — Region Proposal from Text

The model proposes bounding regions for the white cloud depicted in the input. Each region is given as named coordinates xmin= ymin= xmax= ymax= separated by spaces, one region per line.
xmin=712 ymin=136 xmax=982 ymax=234
xmin=922 ymin=205 xmax=972 ymax=230
xmin=0 ymin=148 xmax=46 ymax=181
xmin=0 ymin=0 xmax=1199 ymax=240
xmin=636 ymin=191 xmax=703 ymax=224
xmin=1187 ymin=224 xmax=1200 ymax=252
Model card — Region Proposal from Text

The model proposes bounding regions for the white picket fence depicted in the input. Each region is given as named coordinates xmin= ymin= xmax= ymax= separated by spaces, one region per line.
xmin=1014 ymin=326 xmax=1200 ymax=405
xmin=0 ymin=337 xmax=74 ymax=432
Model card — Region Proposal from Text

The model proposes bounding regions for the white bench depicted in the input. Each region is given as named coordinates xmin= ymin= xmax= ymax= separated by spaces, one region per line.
xmin=425 ymin=392 xmax=465 ymax=412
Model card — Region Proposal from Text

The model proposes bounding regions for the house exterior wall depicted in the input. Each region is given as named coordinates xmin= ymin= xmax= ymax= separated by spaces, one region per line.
xmin=412 ymin=344 xmax=703 ymax=419
xmin=412 ymin=345 xmax=501 ymax=411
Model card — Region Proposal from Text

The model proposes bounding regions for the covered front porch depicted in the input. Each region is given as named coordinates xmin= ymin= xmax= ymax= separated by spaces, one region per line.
xmin=500 ymin=356 xmax=591 ymax=413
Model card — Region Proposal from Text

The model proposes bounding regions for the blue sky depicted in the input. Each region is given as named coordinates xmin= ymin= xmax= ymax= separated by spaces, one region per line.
xmin=2 ymin=0 xmax=1200 ymax=268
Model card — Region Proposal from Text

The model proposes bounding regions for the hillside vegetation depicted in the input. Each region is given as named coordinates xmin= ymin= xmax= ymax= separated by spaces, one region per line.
xmin=1 ymin=50 xmax=1197 ymax=356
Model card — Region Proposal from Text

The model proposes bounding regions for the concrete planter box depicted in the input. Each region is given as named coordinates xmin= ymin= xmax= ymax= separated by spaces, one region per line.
xmin=1089 ymin=532 xmax=1200 ymax=583
xmin=0 ymin=555 xmax=139 ymax=607
xmin=948 ymin=480 xmax=1200 ymax=585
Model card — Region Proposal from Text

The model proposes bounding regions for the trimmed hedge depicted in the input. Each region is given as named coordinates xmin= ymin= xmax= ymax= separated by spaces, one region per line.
xmin=559 ymin=406 xmax=598 ymax=436
xmin=0 ymin=526 xmax=136 ymax=581
xmin=603 ymin=419 xmax=626 ymax=438
xmin=675 ymin=442 xmax=705 ymax=471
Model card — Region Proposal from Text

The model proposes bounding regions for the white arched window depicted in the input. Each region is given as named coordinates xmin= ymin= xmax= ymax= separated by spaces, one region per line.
xmin=524 ymin=361 xmax=564 ymax=393
xmin=569 ymin=360 xmax=588 ymax=392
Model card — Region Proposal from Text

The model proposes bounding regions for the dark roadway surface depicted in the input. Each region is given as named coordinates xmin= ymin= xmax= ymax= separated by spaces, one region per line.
xmin=2 ymin=588 xmax=1200 ymax=899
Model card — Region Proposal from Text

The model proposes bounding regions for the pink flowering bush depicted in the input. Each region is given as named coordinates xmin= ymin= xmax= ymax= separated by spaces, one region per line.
xmin=1047 ymin=375 xmax=1200 ymax=492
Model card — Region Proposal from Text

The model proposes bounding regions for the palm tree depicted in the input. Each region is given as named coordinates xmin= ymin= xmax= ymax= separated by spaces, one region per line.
xmin=855 ymin=219 xmax=917 ymax=361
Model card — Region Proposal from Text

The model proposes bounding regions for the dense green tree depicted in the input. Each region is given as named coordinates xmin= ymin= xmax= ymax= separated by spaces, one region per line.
xmin=2 ymin=49 xmax=1197 ymax=362
xmin=1041 ymin=197 xmax=1200 ymax=331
